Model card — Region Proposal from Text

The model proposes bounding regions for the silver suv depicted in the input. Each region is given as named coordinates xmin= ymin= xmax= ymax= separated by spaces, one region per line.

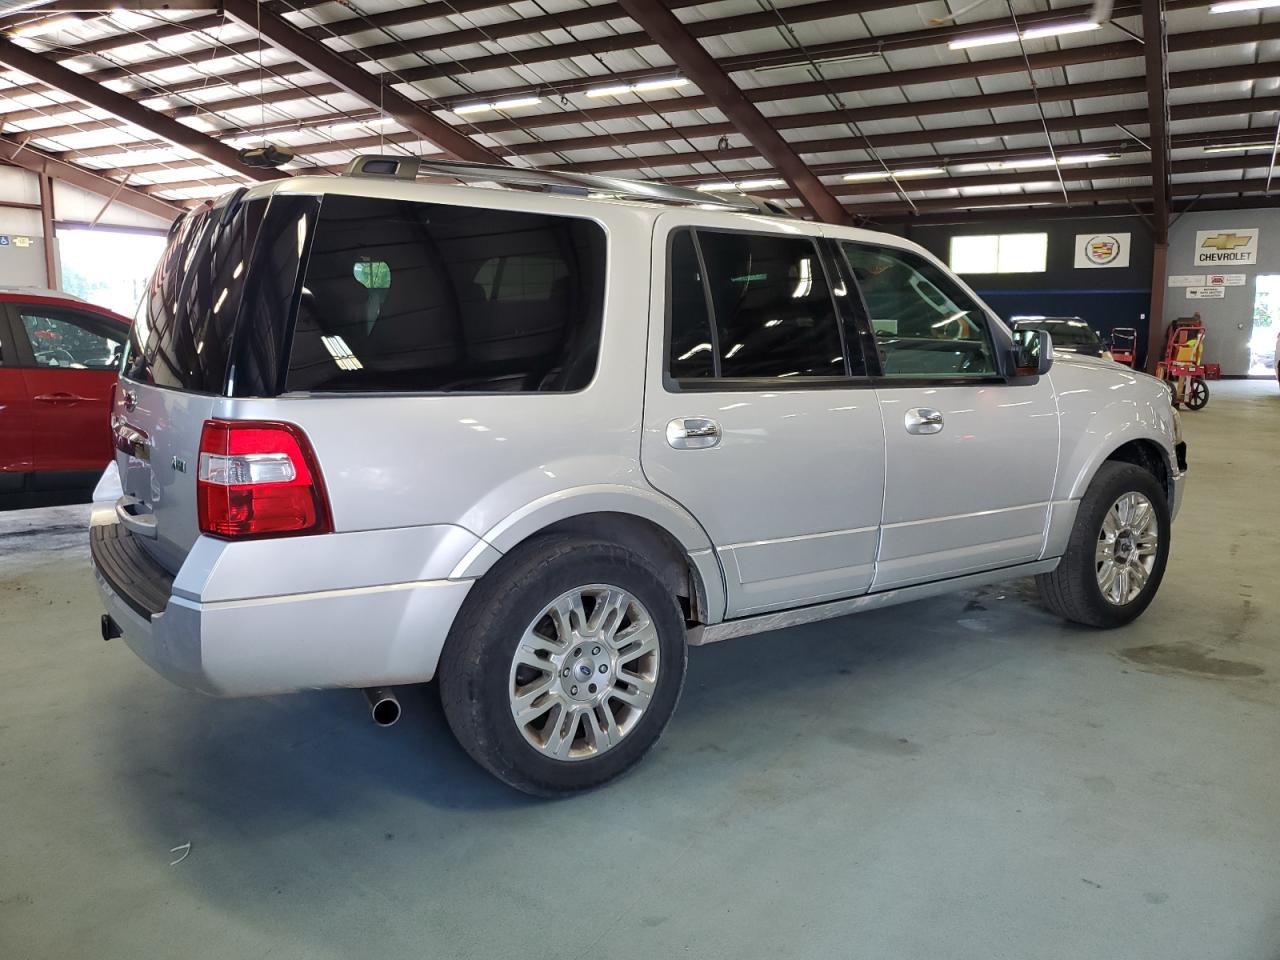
xmin=92 ymin=157 xmax=1186 ymax=795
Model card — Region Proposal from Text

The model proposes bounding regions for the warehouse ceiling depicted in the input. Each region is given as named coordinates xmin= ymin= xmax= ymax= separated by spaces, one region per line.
xmin=0 ymin=0 xmax=1275 ymax=226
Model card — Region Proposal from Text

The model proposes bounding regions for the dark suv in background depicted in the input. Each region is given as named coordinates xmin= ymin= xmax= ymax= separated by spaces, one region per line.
xmin=1011 ymin=316 xmax=1113 ymax=361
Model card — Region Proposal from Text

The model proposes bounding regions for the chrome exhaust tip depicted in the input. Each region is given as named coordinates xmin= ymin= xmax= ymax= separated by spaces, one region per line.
xmin=363 ymin=687 xmax=401 ymax=727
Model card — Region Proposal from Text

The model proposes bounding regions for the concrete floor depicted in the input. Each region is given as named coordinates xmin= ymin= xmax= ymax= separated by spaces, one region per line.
xmin=2 ymin=380 xmax=1278 ymax=960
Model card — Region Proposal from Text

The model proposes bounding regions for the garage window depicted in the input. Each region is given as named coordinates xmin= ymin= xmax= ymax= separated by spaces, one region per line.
xmin=286 ymin=196 xmax=606 ymax=393
xmin=949 ymin=233 xmax=1048 ymax=274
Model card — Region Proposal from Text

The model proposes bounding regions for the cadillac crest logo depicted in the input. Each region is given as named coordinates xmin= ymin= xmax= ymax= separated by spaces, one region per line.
xmin=1084 ymin=235 xmax=1121 ymax=265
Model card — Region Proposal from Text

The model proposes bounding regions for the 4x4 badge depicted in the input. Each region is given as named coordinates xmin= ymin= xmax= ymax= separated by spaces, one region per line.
xmin=171 ymin=456 xmax=187 ymax=473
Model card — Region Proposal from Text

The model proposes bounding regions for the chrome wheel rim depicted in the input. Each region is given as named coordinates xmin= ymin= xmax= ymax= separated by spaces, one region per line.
xmin=1096 ymin=491 xmax=1159 ymax=605
xmin=508 ymin=585 xmax=660 ymax=762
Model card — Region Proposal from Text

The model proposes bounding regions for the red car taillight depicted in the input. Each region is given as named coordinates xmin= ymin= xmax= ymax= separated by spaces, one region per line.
xmin=196 ymin=419 xmax=332 ymax=539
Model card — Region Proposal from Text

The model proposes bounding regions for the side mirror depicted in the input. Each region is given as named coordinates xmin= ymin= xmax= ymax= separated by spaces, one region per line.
xmin=1011 ymin=328 xmax=1053 ymax=377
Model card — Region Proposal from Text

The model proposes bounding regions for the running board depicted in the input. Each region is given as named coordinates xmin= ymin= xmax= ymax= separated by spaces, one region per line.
xmin=688 ymin=559 xmax=1059 ymax=645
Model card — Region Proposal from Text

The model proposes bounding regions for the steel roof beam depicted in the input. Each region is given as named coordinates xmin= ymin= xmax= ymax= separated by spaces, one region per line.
xmin=0 ymin=36 xmax=280 ymax=183
xmin=218 ymin=0 xmax=501 ymax=165
xmin=500 ymin=60 xmax=1280 ymax=162
xmin=0 ymin=135 xmax=182 ymax=220
xmin=1143 ymin=0 xmax=1173 ymax=242
xmin=25 ymin=0 xmax=1212 ymax=111
xmin=845 ymin=177 xmax=1279 ymax=217
xmin=614 ymin=0 xmax=847 ymax=224
xmin=458 ymin=17 xmax=1273 ymax=140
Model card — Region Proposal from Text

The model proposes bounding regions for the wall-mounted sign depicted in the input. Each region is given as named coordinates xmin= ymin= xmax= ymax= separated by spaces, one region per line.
xmin=1194 ymin=228 xmax=1259 ymax=266
xmin=1206 ymin=273 xmax=1247 ymax=286
xmin=1074 ymin=232 xmax=1131 ymax=268
xmin=11 ymin=235 xmax=31 ymax=248
xmin=1186 ymin=286 xmax=1226 ymax=299
xmin=0 ymin=234 xmax=33 ymax=248
xmin=1169 ymin=275 xmax=1205 ymax=287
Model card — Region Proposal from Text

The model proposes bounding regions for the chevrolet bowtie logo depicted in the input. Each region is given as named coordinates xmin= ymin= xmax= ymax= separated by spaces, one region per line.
xmin=1201 ymin=233 xmax=1252 ymax=251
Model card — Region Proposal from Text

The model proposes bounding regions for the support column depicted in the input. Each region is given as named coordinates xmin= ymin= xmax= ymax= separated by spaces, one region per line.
xmin=38 ymin=173 xmax=57 ymax=290
xmin=1146 ymin=241 xmax=1168 ymax=373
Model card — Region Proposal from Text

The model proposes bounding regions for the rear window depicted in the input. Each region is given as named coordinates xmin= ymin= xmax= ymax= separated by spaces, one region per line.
xmin=285 ymin=195 xmax=607 ymax=393
xmin=123 ymin=191 xmax=265 ymax=393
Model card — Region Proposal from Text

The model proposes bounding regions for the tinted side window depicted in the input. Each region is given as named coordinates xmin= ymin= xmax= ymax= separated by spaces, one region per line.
xmin=285 ymin=196 xmax=606 ymax=393
xmin=20 ymin=310 xmax=124 ymax=369
xmin=698 ymin=230 xmax=845 ymax=379
xmin=668 ymin=230 xmax=715 ymax=379
xmin=842 ymin=242 xmax=998 ymax=378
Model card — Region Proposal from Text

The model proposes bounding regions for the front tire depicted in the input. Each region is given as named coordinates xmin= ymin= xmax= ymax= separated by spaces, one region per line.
xmin=438 ymin=535 xmax=688 ymax=796
xmin=1036 ymin=462 xmax=1171 ymax=628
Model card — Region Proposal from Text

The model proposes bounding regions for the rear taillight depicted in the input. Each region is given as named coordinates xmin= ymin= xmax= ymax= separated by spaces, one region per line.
xmin=196 ymin=419 xmax=332 ymax=539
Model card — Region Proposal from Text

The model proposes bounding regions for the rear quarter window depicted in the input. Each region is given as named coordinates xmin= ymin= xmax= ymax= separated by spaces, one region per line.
xmin=123 ymin=191 xmax=265 ymax=393
xmin=285 ymin=195 xmax=607 ymax=393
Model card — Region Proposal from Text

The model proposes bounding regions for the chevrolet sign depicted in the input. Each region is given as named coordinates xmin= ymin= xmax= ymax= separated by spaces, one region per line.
xmin=1195 ymin=228 xmax=1259 ymax=265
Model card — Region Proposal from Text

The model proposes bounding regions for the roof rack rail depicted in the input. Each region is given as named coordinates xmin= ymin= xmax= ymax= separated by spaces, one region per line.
xmin=341 ymin=155 xmax=792 ymax=216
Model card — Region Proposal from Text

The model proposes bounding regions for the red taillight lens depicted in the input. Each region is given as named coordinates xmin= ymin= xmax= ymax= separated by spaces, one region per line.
xmin=196 ymin=419 xmax=332 ymax=539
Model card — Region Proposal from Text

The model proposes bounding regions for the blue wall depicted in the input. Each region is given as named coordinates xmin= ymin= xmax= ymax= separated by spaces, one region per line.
xmin=905 ymin=215 xmax=1156 ymax=366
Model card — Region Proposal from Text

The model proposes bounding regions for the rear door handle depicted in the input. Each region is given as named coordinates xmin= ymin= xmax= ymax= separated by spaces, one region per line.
xmin=35 ymin=392 xmax=90 ymax=404
xmin=905 ymin=407 xmax=944 ymax=435
xmin=666 ymin=417 xmax=722 ymax=450
xmin=115 ymin=496 xmax=158 ymax=539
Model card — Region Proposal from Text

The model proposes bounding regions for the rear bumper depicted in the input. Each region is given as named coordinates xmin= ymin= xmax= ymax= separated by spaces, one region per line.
xmin=91 ymin=507 xmax=475 ymax=697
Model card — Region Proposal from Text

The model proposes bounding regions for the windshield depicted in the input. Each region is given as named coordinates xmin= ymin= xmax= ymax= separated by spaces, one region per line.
xmin=1014 ymin=319 xmax=1099 ymax=347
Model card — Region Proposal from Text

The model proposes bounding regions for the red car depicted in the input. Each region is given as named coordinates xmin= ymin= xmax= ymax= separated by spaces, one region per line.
xmin=0 ymin=289 xmax=129 ymax=508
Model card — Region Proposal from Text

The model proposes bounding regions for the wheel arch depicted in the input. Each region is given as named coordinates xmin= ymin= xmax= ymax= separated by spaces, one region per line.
xmin=451 ymin=486 xmax=727 ymax=625
xmin=1064 ymin=437 xmax=1174 ymax=512
xmin=1101 ymin=439 xmax=1173 ymax=505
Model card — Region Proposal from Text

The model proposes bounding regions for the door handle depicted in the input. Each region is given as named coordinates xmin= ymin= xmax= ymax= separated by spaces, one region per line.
xmin=666 ymin=417 xmax=722 ymax=450
xmin=905 ymin=407 xmax=944 ymax=435
xmin=35 ymin=392 xmax=90 ymax=404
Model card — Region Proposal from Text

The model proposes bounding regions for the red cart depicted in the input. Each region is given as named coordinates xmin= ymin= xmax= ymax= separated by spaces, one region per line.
xmin=1154 ymin=314 xmax=1209 ymax=410
xmin=1109 ymin=327 xmax=1138 ymax=367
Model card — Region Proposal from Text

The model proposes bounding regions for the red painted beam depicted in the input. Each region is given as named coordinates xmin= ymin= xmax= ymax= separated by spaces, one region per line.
xmin=220 ymin=0 xmax=502 ymax=165
xmin=0 ymin=136 xmax=183 ymax=221
xmin=0 ymin=36 xmax=278 ymax=183
xmin=615 ymin=0 xmax=847 ymax=224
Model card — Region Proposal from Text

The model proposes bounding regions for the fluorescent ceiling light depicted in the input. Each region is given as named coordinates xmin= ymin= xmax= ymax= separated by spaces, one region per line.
xmin=453 ymin=96 xmax=542 ymax=115
xmin=696 ymin=178 xmax=785 ymax=192
xmin=949 ymin=30 xmax=1020 ymax=50
xmin=586 ymin=77 xmax=688 ymax=98
xmin=1209 ymin=0 xmax=1280 ymax=11
xmin=949 ymin=20 xmax=1099 ymax=50
xmin=1202 ymin=141 xmax=1275 ymax=153
xmin=1021 ymin=20 xmax=1102 ymax=40
xmin=843 ymin=166 xmax=945 ymax=181
xmin=995 ymin=152 xmax=1120 ymax=169
xmin=327 ymin=117 xmax=396 ymax=133
xmin=8 ymin=15 xmax=80 ymax=38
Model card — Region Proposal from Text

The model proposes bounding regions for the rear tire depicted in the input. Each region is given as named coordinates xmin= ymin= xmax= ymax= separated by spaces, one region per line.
xmin=1036 ymin=462 xmax=1171 ymax=628
xmin=438 ymin=534 xmax=687 ymax=797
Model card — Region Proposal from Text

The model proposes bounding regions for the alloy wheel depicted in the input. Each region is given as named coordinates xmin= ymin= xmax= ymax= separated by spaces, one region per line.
xmin=508 ymin=585 xmax=660 ymax=761
xmin=1095 ymin=491 xmax=1160 ymax=605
